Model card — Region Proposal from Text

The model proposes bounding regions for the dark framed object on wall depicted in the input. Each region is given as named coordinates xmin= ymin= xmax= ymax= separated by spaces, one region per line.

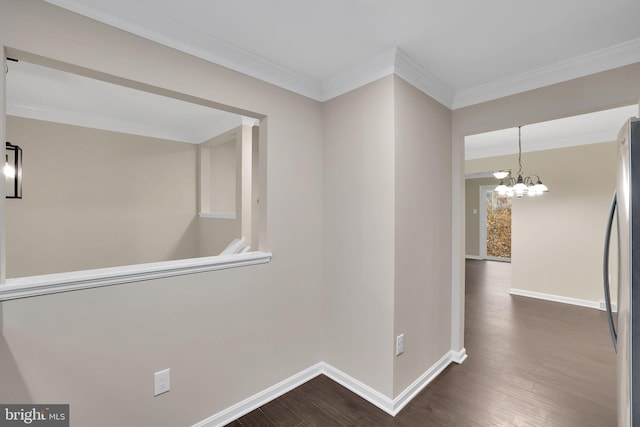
xmin=5 ymin=142 xmax=22 ymax=199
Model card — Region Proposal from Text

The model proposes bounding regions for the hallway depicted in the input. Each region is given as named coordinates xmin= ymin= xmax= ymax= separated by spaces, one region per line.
xmin=228 ymin=260 xmax=616 ymax=426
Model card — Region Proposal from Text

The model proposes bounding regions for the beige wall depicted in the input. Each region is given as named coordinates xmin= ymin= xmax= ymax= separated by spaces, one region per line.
xmin=322 ymin=76 xmax=396 ymax=396
xmin=204 ymin=137 xmax=237 ymax=214
xmin=451 ymin=62 xmax=640 ymax=351
xmin=465 ymin=177 xmax=498 ymax=256
xmin=197 ymin=217 xmax=240 ymax=256
xmin=5 ymin=116 xmax=200 ymax=277
xmin=7 ymin=115 xmax=254 ymax=274
xmin=392 ymin=77 xmax=452 ymax=396
xmin=0 ymin=1 xmax=324 ymax=426
xmin=322 ymin=75 xmax=455 ymax=399
xmin=197 ymin=127 xmax=245 ymax=256
xmin=4 ymin=0 xmax=636 ymax=423
xmin=466 ymin=142 xmax=617 ymax=303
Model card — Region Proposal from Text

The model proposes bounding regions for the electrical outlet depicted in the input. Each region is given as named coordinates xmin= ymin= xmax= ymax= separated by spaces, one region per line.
xmin=154 ymin=368 xmax=170 ymax=396
xmin=396 ymin=334 xmax=404 ymax=356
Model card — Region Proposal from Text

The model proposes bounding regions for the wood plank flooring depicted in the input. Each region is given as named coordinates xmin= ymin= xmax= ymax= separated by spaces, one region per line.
xmin=227 ymin=260 xmax=617 ymax=426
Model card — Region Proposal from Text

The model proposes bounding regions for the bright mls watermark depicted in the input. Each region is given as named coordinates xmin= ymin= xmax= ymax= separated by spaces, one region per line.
xmin=0 ymin=405 xmax=68 ymax=426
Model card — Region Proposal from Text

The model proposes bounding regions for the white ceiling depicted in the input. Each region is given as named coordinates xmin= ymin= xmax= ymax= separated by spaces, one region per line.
xmin=465 ymin=104 xmax=639 ymax=160
xmin=7 ymin=1 xmax=640 ymax=149
xmin=9 ymin=58 xmax=635 ymax=153
xmin=43 ymin=0 xmax=640 ymax=108
xmin=6 ymin=60 xmax=249 ymax=144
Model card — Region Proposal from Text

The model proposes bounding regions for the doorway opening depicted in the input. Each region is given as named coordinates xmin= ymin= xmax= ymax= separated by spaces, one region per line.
xmin=479 ymin=185 xmax=511 ymax=261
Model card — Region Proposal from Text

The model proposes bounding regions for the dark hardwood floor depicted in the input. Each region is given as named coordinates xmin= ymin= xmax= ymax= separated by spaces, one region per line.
xmin=227 ymin=260 xmax=617 ymax=426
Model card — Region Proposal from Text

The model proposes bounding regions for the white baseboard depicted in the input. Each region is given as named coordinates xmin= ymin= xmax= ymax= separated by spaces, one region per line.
xmin=599 ymin=300 xmax=618 ymax=313
xmin=192 ymin=363 xmax=323 ymax=427
xmin=510 ymin=288 xmax=600 ymax=310
xmin=320 ymin=362 xmax=396 ymax=415
xmin=465 ymin=256 xmax=511 ymax=263
xmin=484 ymin=256 xmax=511 ymax=263
xmin=389 ymin=349 xmax=465 ymax=415
xmin=450 ymin=347 xmax=468 ymax=364
xmin=193 ymin=349 xmax=466 ymax=426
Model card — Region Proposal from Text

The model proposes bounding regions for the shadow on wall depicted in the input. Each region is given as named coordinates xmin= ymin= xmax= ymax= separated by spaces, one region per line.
xmin=169 ymin=217 xmax=200 ymax=261
xmin=170 ymin=216 xmax=243 ymax=260
xmin=0 ymin=306 xmax=34 ymax=402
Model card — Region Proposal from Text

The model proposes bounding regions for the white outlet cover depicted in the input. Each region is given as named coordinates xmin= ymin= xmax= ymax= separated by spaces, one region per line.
xmin=154 ymin=368 xmax=171 ymax=396
xmin=396 ymin=334 xmax=405 ymax=356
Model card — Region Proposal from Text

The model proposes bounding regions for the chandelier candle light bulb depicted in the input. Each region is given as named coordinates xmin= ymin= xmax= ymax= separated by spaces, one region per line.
xmin=493 ymin=126 xmax=549 ymax=198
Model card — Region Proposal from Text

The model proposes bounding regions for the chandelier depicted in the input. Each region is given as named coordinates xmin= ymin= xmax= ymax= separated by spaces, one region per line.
xmin=494 ymin=126 xmax=548 ymax=198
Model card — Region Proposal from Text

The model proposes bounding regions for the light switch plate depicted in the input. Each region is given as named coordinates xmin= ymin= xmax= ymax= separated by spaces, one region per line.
xmin=154 ymin=368 xmax=170 ymax=396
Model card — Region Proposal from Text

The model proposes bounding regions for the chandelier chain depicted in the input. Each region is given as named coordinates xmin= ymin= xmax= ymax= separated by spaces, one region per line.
xmin=493 ymin=124 xmax=548 ymax=197
xmin=517 ymin=126 xmax=523 ymax=177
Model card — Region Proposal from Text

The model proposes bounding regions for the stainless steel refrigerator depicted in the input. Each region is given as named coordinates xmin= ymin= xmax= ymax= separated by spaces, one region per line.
xmin=604 ymin=116 xmax=640 ymax=426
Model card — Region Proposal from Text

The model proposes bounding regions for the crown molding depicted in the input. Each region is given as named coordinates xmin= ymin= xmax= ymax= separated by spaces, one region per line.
xmin=43 ymin=0 xmax=324 ymax=100
xmin=43 ymin=1 xmax=454 ymax=106
xmin=320 ymin=48 xmax=455 ymax=107
xmin=320 ymin=48 xmax=396 ymax=101
xmin=453 ymin=37 xmax=640 ymax=109
xmin=41 ymin=1 xmax=640 ymax=110
xmin=394 ymin=49 xmax=455 ymax=108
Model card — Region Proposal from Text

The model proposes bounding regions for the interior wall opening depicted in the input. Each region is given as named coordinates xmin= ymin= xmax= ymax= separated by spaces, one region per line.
xmin=463 ymin=104 xmax=636 ymax=309
xmin=3 ymin=50 xmax=265 ymax=280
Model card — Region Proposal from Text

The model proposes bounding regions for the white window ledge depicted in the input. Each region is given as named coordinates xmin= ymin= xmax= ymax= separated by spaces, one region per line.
xmin=0 ymin=251 xmax=272 ymax=301
xmin=199 ymin=212 xmax=237 ymax=219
